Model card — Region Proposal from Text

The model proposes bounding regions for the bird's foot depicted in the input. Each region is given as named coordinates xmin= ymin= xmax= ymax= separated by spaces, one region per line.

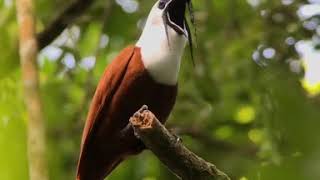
xmin=171 ymin=131 xmax=183 ymax=144
xmin=176 ymin=136 xmax=183 ymax=144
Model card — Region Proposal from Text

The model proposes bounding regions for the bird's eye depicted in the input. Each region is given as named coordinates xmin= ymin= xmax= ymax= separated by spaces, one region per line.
xmin=158 ymin=0 xmax=169 ymax=9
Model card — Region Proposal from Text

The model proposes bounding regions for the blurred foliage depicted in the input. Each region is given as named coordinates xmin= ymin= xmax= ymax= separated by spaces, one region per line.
xmin=1 ymin=0 xmax=320 ymax=180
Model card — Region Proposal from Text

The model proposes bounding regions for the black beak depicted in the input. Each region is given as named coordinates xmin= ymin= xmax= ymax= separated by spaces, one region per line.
xmin=165 ymin=0 xmax=189 ymax=36
xmin=162 ymin=0 xmax=195 ymax=65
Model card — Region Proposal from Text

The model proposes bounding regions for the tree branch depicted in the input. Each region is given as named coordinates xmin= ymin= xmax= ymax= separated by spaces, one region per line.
xmin=129 ymin=105 xmax=230 ymax=180
xmin=16 ymin=0 xmax=48 ymax=179
xmin=37 ymin=0 xmax=95 ymax=49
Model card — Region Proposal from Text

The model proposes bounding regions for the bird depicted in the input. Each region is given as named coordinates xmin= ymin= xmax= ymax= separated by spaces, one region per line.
xmin=76 ymin=0 xmax=193 ymax=179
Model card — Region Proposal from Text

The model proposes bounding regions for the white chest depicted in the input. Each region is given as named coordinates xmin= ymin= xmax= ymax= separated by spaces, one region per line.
xmin=136 ymin=4 xmax=187 ymax=85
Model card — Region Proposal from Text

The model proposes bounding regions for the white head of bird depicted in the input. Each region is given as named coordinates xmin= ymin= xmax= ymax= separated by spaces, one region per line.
xmin=136 ymin=0 xmax=191 ymax=85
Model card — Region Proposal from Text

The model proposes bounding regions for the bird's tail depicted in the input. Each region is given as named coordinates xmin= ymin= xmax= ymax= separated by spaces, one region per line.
xmin=76 ymin=148 xmax=124 ymax=180
xmin=76 ymin=125 xmax=145 ymax=180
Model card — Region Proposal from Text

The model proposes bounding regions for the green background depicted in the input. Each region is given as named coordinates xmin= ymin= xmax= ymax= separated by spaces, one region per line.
xmin=1 ymin=0 xmax=320 ymax=179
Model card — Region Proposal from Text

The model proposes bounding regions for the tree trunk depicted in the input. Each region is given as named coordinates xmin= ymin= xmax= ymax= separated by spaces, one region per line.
xmin=16 ymin=0 xmax=48 ymax=180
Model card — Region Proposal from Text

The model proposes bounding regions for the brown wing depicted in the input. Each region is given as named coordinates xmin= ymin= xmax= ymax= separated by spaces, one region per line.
xmin=78 ymin=45 xmax=135 ymax=158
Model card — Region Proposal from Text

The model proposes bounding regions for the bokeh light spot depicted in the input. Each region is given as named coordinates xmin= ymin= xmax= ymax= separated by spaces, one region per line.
xmin=215 ymin=126 xmax=233 ymax=140
xmin=301 ymin=79 xmax=320 ymax=96
xmin=234 ymin=105 xmax=256 ymax=124
xmin=248 ymin=129 xmax=264 ymax=144
xmin=239 ymin=177 xmax=249 ymax=180
xmin=263 ymin=48 xmax=276 ymax=59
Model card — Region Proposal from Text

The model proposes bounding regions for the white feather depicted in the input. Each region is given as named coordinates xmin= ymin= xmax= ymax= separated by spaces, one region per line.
xmin=136 ymin=1 xmax=187 ymax=85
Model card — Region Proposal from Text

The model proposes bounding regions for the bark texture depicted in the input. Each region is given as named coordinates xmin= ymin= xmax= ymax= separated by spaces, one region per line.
xmin=130 ymin=105 xmax=230 ymax=180
xmin=16 ymin=0 xmax=48 ymax=180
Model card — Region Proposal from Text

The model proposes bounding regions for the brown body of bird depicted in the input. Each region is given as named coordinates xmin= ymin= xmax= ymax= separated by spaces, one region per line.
xmin=77 ymin=0 xmax=192 ymax=179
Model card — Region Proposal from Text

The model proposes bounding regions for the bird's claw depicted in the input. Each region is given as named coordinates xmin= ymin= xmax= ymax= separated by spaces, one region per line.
xmin=168 ymin=128 xmax=183 ymax=143
xmin=172 ymin=132 xmax=183 ymax=143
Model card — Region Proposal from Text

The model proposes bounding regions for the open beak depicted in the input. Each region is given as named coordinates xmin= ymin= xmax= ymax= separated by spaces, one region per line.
xmin=161 ymin=0 xmax=195 ymax=65
xmin=164 ymin=0 xmax=189 ymax=36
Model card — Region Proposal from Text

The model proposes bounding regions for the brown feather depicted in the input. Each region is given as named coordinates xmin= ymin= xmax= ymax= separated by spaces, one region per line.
xmin=76 ymin=46 xmax=177 ymax=180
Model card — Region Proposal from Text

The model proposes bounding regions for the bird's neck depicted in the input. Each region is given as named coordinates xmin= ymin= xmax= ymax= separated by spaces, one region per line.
xmin=136 ymin=18 xmax=187 ymax=85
